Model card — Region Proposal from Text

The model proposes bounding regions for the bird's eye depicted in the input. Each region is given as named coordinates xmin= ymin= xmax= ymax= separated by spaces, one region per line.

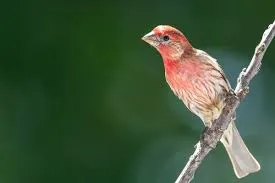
xmin=162 ymin=35 xmax=170 ymax=42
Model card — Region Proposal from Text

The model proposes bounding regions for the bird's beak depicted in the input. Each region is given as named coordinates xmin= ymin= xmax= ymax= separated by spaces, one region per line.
xmin=142 ymin=31 xmax=160 ymax=47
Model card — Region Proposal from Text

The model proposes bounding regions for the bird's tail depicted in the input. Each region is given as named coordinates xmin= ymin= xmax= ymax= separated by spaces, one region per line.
xmin=220 ymin=122 xmax=260 ymax=178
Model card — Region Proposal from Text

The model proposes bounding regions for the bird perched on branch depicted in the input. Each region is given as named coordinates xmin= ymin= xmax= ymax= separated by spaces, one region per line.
xmin=142 ymin=25 xmax=260 ymax=178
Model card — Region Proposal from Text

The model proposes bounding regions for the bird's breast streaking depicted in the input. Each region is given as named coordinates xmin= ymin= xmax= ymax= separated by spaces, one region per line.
xmin=164 ymin=54 xmax=229 ymax=125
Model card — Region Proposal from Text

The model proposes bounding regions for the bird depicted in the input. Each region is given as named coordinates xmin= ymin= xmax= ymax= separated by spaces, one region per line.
xmin=141 ymin=25 xmax=260 ymax=178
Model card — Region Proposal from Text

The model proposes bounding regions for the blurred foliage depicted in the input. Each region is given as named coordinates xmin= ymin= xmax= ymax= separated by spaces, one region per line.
xmin=1 ymin=0 xmax=275 ymax=182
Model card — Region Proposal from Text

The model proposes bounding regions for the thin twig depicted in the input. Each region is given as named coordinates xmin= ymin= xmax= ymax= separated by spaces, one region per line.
xmin=175 ymin=20 xmax=275 ymax=183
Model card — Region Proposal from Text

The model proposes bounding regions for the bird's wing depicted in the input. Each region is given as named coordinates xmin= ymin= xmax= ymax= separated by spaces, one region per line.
xmin=195 ymin=49 xmax=232 ymax=90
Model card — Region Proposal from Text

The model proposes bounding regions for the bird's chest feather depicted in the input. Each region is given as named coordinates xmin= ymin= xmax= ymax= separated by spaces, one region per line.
xmin=164 ymin=60 xmax=207 ymax=95
xmin=164 ymin=59 xmax=226 ymax=108
xmin=164 ymin=60 xmax=226 ymax=124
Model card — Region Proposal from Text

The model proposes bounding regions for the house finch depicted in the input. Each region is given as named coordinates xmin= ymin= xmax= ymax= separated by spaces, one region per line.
xmin=142 ymin=25 xmax=260 ymax=178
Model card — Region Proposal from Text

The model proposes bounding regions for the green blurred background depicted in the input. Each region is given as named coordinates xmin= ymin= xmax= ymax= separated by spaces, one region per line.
xmin=1 ymin=0 xmax=275 ymax=182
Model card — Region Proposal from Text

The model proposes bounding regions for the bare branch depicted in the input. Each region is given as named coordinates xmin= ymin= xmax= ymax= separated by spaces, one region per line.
xmin=175 ymin=20 xmax=275 ymax=183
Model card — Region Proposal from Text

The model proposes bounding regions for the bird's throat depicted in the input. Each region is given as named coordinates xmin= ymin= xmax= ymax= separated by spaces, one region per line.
xmin=163 ymin=58 xmax=179 ymax=73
